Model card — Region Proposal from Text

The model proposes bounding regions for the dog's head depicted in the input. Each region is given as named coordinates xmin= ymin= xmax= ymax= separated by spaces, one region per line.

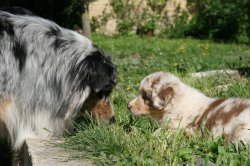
xmin=128 ymin=72 xmax=182 ymax=123
xmin=71 ymin=46 xmax=117 ymax=124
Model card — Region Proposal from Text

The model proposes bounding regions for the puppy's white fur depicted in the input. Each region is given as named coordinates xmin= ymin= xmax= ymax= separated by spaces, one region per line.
xmin=128 ymin=72 xmax=250 ymax=143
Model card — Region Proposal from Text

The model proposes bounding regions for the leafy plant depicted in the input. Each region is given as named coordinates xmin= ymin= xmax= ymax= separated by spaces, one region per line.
xmin=147 ymin=0 xmax=168 ymax=14
xmin=186 ymin=0 xmax=249 ymax=42
xmin=110 ymin=0 xmax=170 ymax=36
xmin=110 ymin=0 xmax=137 ymax=35
xmin=136 ymin=12 xmax=157 ymax=35
xmin=163 ymin=8 xmax=190 ymax=38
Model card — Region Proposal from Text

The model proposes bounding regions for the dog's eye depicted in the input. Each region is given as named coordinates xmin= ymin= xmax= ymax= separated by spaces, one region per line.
xmin=103 ymin=89 xmax=112 ymax=96
xmin=97 ymin=89 xmax=112 ymax=98
xmin=103 ymin=84 xmax=113 ymax=91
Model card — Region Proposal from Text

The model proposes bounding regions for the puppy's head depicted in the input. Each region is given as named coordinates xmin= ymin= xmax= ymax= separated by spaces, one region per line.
xmin=128 ymin=72 xmax=181 ymax=122
xmin=73 ymin=46 xmax=117 ymax=124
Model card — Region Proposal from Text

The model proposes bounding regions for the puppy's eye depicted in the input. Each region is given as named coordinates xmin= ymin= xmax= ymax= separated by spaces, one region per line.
xmin=140 ymin=89 xmax=153 ymax=106
xmin=144 ymin=99 xmax=151 ymax=105
xmin=141 ymin=93 xmax=150 ymax=101
xmin=141 ymin=95 xmax=152 ymax=106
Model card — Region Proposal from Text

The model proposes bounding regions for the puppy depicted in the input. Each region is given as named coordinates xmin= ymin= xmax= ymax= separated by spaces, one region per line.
xmin=128 ymin=71 xmax=250 ymax=143
xmin=0 ymin=10 xmax=117 ymax=165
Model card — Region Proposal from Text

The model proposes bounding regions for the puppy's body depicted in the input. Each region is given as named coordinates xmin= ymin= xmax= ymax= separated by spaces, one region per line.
xmin=128 ymin=72 xmax=250 ymax=143
xmin=0 ymin=10 xmax=117 ymax=164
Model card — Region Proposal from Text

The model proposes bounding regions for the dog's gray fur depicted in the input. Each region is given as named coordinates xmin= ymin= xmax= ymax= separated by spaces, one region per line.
xmin=0 ymin=11 xmax=116 ymax=164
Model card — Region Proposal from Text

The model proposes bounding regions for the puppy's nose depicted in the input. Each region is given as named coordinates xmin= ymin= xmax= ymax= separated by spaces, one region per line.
xmin=109 ymin=116 xmax=116 ymax=124
xmin=127 ymin=103 xmax=132 ymax=109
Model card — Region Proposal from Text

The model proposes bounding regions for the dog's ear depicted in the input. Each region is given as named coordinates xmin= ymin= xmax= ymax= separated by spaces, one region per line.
xmin=155 ymin=85 xmax=175 ymax=109
xmin=76 ymin=49 xmax=117 ymax=93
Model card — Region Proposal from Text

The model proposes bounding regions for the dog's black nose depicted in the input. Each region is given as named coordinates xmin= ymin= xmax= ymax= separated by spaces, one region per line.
xmin=109 ymin=116 xmax=116 ymax=124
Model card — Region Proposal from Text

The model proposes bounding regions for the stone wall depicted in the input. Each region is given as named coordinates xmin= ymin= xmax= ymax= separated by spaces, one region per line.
xmin=89 ymin=0 xmax=188 ymax=35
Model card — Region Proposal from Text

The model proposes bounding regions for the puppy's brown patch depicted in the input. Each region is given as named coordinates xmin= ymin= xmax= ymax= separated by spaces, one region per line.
xmin=221 ymin=102 xmax=248 ymax=125
xmin=206 ymin=102 xmax=248 ymax=130
xmin=197 ymin=99 xmax=226 ymax=127
xmin=151 ymin=76 xmax=161 ymax=88
xmin=205 ymin=106 xmax=225 ymax=130
xmin=148 ymin=108 xmax=165 ymax=122
xmin=158 ymin=87 xmax=174 ymax=101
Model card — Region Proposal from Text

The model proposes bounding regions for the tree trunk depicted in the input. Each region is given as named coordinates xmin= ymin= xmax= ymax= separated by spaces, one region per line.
xmin=82 ymin=12 xmax=91 ymax=37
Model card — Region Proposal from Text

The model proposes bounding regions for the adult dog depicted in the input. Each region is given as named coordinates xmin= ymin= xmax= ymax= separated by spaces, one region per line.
xmin=128 ymin=72 xmax=250 ymax=144
xmin=0 ymin=10 xmax=117 ymax=165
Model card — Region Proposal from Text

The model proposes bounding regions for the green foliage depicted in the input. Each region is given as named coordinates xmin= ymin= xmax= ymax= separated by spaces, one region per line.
xmin=103 ymin=0 xmax=250 ymax=42
xmin=63 ymin=35 xmax=250 ymax=165
xmin=110 ymin=0 xmax=136 ymax=35
xmin=61 ymin=0 xmax=85 ymax=28
xmin=136 ymin=13 xmax=157 ymax=36
xmin=110 ymin=0 xmax=168 ymax=35
xmin=186 ymin=0 xmax=250 ymax=42
xmin=147 ymin=0 xmax=168 ymax=13
xmin=163 ymin=9 xmax=190 ymax=38
xmin=90 ymin=17 xmax=100 ymax=32
xmin=117 ymin=19 xmax=135 ymax=35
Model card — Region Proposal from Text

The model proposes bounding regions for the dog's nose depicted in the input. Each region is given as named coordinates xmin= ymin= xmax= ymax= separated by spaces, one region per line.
xmin=127 ymin=103 xmax=132 ymax=109
xmin=109 ymin=116 xmax=116 ymax=124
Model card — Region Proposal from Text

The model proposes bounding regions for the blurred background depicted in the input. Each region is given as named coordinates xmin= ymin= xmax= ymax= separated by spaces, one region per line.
xmin=0 ymin=0 xmax=249 ymax=43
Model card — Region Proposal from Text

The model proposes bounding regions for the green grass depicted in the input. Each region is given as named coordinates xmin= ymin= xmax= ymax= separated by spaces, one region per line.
xmin=64 ymin=35 xmax=250 ymax=165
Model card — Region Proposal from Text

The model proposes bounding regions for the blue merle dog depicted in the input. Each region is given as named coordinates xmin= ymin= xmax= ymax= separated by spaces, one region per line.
xmin=0 ymin=9 xmax=117 ymax=165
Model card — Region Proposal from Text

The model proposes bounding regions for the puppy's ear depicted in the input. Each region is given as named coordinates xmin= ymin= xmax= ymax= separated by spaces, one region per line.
xmin=156 ymin=85 xmax=175 ymax=108
xmin=75 ymin=49 xmax=117 ymax=93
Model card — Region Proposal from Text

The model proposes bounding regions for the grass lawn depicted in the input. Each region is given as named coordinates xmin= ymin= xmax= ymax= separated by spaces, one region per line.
xmin=64 ymin=35 xmax=250 ymax=165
